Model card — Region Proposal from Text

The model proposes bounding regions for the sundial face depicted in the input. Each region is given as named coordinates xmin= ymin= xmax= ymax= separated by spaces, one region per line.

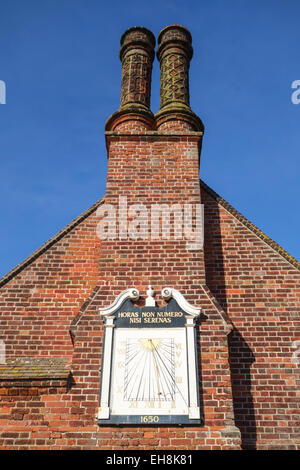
xmin=110 ymin=328 xmax=189 ymax=418
xmin=124 ymin=337 xmax=175 ymax=402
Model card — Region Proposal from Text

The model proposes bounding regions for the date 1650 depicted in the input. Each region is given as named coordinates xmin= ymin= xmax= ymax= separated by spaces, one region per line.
xmin=140 ymin=415 xmax=159 ymax=423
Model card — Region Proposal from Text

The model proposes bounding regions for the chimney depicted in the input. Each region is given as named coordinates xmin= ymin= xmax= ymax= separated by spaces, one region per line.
xmin=105 ymin=26 xmax=156 ymax=131
xmin=104 ymin=26 xmax=206 ymax=290
xmin=155 ymin=25 xmax=204 ymax=132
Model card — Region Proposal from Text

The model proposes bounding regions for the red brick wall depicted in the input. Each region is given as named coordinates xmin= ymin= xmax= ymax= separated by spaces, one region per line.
xmin=0 ymin=209 xmax=101 ymax=357
xmin=0 ymin=118 xmax=299 ymax=450
xmin=0 ymin=287 xmax=239 ymax=450
xmin=0 ymin=118 xmax=241 ymax=449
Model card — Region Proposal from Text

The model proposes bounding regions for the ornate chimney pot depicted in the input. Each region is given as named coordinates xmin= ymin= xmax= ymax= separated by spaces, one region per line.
xmin=155 ymin=25 xmax=204 ymax=132
xmin=105 ymin=26 xmax=156 ymax=131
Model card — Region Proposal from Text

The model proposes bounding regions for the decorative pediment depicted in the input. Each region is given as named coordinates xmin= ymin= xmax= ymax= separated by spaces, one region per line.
xmin=99 ymin=286 xmax=201 ymax=318
xmin=99 ymin=288 xmax=140 ymax=317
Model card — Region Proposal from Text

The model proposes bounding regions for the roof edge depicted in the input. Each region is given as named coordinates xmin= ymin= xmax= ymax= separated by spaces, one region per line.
xmin=1 ymin=180 xmax=298 ymax=289
xmin=0 ymin=197 xmax=105 ymax=288
xmin=200 ymin=179 xmax=300 ymax=271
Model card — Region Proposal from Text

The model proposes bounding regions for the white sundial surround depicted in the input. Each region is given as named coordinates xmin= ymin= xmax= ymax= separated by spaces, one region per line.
xmin=110 ymin=327 xmax=189 ymax=416
xmin=97 ymin=287 xmax=202 ymax=424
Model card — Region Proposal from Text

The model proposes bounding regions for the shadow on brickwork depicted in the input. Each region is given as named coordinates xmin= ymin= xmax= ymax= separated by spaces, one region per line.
xmin=197 ymin=312 xmax=208 ymax=425
xmin=202 ymin=191 xmax=257 ymax=449
xmin=228 ymin=328 xmax=256 ymax=449
xmin=66 ymin=372 xmax=76 ymax=391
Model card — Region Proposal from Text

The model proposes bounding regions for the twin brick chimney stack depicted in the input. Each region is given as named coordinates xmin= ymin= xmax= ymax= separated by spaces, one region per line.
xmin=105 ymin=25 xmax=204 ymax=132
xmin=102 ymin=25 xmax=208 ymax=301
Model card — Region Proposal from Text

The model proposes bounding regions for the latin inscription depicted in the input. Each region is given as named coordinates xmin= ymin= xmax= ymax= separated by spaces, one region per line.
xmin=117 ymin=310 xmax=183 ymax=325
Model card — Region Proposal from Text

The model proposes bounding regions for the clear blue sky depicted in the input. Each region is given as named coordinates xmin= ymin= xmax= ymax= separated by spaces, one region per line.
xmin=0 ymin=0 xmax=299 ymax=277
